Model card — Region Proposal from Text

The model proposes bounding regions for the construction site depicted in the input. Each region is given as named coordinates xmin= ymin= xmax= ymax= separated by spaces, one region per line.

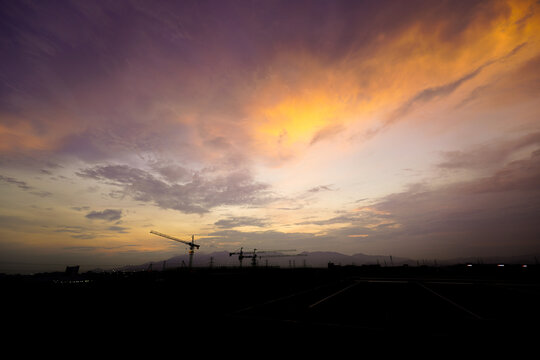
xmin=2 ymin=231 xmax=539 ymax=354
xmin=2 ymin=262 xmax=539 ymax=352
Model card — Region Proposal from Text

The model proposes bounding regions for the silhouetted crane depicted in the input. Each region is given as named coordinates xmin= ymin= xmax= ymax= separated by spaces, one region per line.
xmin=229 ymin=248 xmax=304 ymax=267
xmin=150 ymin=230 xmax=200 ymax=268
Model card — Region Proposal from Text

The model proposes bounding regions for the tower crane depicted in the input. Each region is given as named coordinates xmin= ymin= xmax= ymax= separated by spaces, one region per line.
xmin=229 ymin=247 xmax=249 ymax=267
xmin=150 ymin=230 xmax=200 ymax=269
xmin=229 ymin=248 xmax=304 ymax=267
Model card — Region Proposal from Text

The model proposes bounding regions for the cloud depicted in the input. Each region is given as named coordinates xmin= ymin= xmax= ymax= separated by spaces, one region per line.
xmin=151 ymin=163 xmax=191 ymax=183
xmin=85 ymin=209 xmax=123 ymax=222
xmin=54 ymin=225 xmax=99 ymax=240
xmin=206 ymin=229 xmax=318 ymax=248
xmin=55 ymin=225 xmax=85 ymax=233
xmin=457 ymin=51 xmax=540 ymax=110
xmin=107 ymin=225 xmax=130 ymax=233
xmin=0 ymin=214 xmax=35 ymax=230
xmin=70 ymin=233 xmax=98 ymax=240
xmin=0 ymin=175 xmax=32 ymax=190
xmin=63 ymin=244 xmax=139 ymax=251
xmin=71 ymin=206 xmax=91 ymax=212
xmin=214 ymin=216 xmax=269 ymax=229
xmin=374 ymin=42 xmax=530 ymax=136
xmin=368 ymin=149 xmax=540 ymax=255
xmin=296 ymin=213 xmax=358 ymax=226
xmin=437 ymin=132 xmax=540 ymax=170
xmin=0 ymin=174 xmax=52 ymax=197
xmin=307 ymin=184 xmax=335 ymax=193
xmin=288 ymin=145 xmax=540 ymax=257
xmin=29 ymin=190 xmax=52 ymax=197
xmin=310 ymin=124 xmax=345 ymax=146
xmin=457 ymin=149 xmax=540 ymax=193
xmin=295 ymin=207 xmax=391 ymax=228
xmin=1 ymin=0 xmax=536 ymax=171
xmin=389 ymin=66 xmax=485 ymax=123
xmin=76 ymin=164 xmax=274 ymax=214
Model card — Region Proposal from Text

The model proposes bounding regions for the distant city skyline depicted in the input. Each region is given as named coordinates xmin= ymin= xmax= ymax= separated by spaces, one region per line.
xmin=1 ymin=0 xmax=540 ymax=273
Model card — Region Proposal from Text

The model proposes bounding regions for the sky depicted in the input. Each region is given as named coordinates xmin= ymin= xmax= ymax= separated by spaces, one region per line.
xmin=1 ymin=0 xmax=540 ymax=273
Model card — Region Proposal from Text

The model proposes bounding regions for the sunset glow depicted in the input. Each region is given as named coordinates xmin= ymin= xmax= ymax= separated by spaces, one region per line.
xmin=1 ymin=0 xmax=539 ymax=273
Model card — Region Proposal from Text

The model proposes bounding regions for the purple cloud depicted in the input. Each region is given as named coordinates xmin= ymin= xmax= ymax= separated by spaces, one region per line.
xmin=369 ymin=149 xmax=540 ymax=255
xmin=77 ymin=164 xmax=274 ymax=214
xmin=0 ymin=174 xmax=52 ymax=197
xmin=214 ymin=216 xmax=269 ymax=229
xmin=85 ymin=209 xmax=123 ymax=222
xmin=438 ymin=131 xmax=540 ymax=170
xmin=307 ymin=184 xmax=335 ymax=193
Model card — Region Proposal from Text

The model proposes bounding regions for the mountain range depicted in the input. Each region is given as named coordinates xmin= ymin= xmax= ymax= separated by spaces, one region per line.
xmin=116 ymin=251 xmax=539 ymax=272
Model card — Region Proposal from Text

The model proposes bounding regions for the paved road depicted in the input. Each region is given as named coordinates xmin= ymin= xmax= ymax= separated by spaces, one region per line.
xmin=229 ymin=276 xmax=540 ymax=343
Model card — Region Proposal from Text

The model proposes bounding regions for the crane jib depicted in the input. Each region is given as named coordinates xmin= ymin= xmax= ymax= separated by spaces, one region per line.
xmin=150 ymin=230 xmax=200 ymax=248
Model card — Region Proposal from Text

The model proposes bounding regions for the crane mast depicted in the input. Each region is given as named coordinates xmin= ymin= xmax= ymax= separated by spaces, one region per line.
xmin=150 ymin=230 xmax=200 ymax=268
xmin=229 ymin=248 xmax=302 ymax=267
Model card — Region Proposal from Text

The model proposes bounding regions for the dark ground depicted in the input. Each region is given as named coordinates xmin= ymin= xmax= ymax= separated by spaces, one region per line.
xmin=2 ymin=264 xmax=539 ymax=355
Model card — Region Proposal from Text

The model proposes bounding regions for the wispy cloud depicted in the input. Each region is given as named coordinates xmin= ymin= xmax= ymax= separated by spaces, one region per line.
xmin=0 ymin=175 xmax=32 ymax=190
xmin=107 ymin=225 xmax=130 ymax=233
xmin=370 ymin=42 xmax=530 ymax=138
xmin=369 ymin=148 xmax=540 ymax=255
xmin=307 ymin=184 xmax=335 ymax=193
xmin=437 ymin=132 xmax=540 ymax=170
xmin=214 ymin=216 xmax=270 ymax=229
xmin=77 ymin=164 xmax=275 ymax=214
xmin=85 ymin=209 xmax=123 ymax=222
xmin=0 ymin=174 xmax=52 ymax=197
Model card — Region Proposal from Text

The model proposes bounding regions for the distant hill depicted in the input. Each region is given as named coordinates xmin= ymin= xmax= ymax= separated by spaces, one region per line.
xmin=117 ymin=251 xmax=415 ymax=271
xmin=112 ymin=250 xmax=540 ymax=272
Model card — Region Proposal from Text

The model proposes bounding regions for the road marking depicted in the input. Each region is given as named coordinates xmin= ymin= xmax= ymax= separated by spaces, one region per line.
xmin=416 ymin=281 xmax=484 ymax=320
xmin=233 ymin=283 xmax=332 ymax=314
xmin=308 ymin=281 xmax=361 ymax=309
xmin=426 ymin=281 xmax=473 ymax=285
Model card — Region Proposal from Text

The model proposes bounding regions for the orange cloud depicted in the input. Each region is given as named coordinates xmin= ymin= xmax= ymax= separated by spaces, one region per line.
xmin=242 ymin=0 xmax=540 ymax=164
xmin=0 ymin=121 xmax=51 ymax=152
xmin=0 ymin=108 xmax=87 ymax=155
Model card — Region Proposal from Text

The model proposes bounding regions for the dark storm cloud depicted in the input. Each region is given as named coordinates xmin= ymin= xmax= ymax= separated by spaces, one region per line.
xmin=76 ymin=164 xmax=274 ymax=214
xmin=85 ymin=209 xmax=123 ymax=222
